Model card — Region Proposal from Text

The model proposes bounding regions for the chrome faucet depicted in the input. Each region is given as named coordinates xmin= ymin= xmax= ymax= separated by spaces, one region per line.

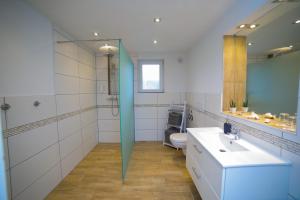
xmin=231 ymin=127 xmax=240 ymax=140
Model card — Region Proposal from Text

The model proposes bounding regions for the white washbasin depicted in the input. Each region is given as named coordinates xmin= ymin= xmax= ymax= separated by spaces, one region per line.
xmin=195 ymin=129 xmax=248 ymax=152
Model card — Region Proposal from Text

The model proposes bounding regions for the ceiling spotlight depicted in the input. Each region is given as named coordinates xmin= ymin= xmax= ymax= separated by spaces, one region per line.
xmin=248 ymin=42 xmax=253 ymax=46
xmin=250 ymin=24 xmax=258 ymax=29
xmin=93 ymin=32 xmax=99 ymax=36
xmin=294 ymin=19 xmax=300 ymax=24
xmin=154 ymin=17 xmax=161 ymax=23
xmin=153 ymin=40 xmax=158 ymax=44
xmin=239 ymin=24 xmax=246 ymax=28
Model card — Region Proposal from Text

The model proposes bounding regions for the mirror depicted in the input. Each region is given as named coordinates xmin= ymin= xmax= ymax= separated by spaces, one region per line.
xmin=223 ymin=2 xmax=300 ymax=133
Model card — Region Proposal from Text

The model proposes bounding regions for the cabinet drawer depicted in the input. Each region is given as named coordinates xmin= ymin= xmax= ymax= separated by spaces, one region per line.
xmin=187 ymin=154 xmax=219 ymax=200
xmin=187 ymin=134 xmax=223 ymax=197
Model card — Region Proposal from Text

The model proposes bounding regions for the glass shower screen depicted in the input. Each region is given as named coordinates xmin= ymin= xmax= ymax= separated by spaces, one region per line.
xmin=119 ymin=40 xmax=135 ymax=180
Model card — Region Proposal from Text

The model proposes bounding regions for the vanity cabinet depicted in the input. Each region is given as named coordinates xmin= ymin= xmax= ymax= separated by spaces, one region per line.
xmin=186 ymin=132 xmax=290 ymax=200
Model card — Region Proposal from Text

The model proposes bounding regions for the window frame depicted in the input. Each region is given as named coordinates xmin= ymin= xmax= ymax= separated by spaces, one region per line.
xmin=137 ymin=59 xmax=164 ymax=93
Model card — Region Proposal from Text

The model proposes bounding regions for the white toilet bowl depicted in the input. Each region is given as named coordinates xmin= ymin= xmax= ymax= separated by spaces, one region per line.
xmin=170 ymin=133 xmax=187 ymax=155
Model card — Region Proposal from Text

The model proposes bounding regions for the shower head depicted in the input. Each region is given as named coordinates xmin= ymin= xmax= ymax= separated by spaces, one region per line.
xmin=99 ymin=44 xmax=118 ymax=56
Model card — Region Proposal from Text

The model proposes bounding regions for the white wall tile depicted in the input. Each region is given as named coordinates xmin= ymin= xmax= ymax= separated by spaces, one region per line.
xmin=98 ymin=108 xmax=119 ymax=120
xmin=135 ymin=119 xmax=157 ymax=130
xmin=55 ymin=74 xmax=79 ymax=94
xmin=97 ymin=94 xmax=115 ymax=106
xmin=204 ymin=93 xmax=221 ymax=114
xmin=135 ymin=107 xmax=157 ymax=119
xmin=96 ymin=56 xmax=107 ymax=69
xmin=10 ymin=143 xmax=60 ymax=198
xmin=82 ymin=122 xmax=98 ymax=140
xmin=14 ymin=163 xmax=61 ymax=200
xmin=59 ymin=130 xmax=82 ymax=159
xmin=78 ymin=47 xmax=94 ymax=67
xmin=61 ymin=146 xmax=83 ymax=178
xmin=135 ymin=130 xmax=157 ymax=141
xmin=56 ymin=94 xmax=79 ymax=115
xmin=97 ymin=81 xmax=108 ymax=94
xmin=135 ymin=93 xmax=157 ymax=105
xmin=8 ymin=123 xmax=58 ymax=167
xmin=58 ymin=115 xmax=81 ymax=140
xmin=99 ymin=132 xmax=120 ymax=143
xmin=157 ymin=107 xmax=169 ymax=119
xmin=97 ymin=69 xmax=108 ymax=81
xmin=79 ymin=79 xmax=96 ymax=94
xmin=83 ymin=132 xmax=97 ymax=156
xmin=79 ymin=94 xmax=96 ymax=109
xmin=54 ymin=35 xmax=77 ymax=60
xmin=55 ymin=53 xmax=78 ymax=77
xmin=157 ymin=118 xmax=167 ymax=130
xmin=99 ymin=120 xmax=120 ymax=132
xmin=79 ymin=63 xmax=96 ymax=80
xmin=81 ymin=109 xmax=97 ymax=127
xmin=157 ymin=129 xmax=165 ymax=141
xmin=6 ymin=95 xmax=56 ymax=129
xmin=157 ymin=92 xmax=181 ymax=104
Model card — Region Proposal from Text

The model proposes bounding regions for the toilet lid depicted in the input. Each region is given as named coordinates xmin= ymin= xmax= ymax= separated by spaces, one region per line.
xmin=170 ymin=133 xmax=187 ymax=143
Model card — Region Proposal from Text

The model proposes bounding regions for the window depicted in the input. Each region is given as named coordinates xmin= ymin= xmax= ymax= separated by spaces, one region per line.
xmin=138 ymin=59 xmax=164 ymax=93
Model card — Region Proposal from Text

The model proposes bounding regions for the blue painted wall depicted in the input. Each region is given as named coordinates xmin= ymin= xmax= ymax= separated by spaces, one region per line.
xmin=247 ymin=50 xmax=300 ymax=115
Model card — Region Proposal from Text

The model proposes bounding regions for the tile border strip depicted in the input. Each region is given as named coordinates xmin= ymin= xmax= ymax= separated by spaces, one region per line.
xmin=188 ymin=104 xmax=300 ymax=156
xmin=3 ymin=106 xmax=97 ymax=138
xmin=97 ymin=104 xmax=172 ymax=108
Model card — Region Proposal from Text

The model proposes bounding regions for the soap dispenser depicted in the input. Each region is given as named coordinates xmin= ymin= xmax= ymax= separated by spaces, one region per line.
xmin=224 ymin=120 xmax=231 ymax=134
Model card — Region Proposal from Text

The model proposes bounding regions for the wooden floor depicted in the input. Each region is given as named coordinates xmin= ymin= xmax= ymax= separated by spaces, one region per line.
xmin=46 ymin=142 xmax=201 ymax=200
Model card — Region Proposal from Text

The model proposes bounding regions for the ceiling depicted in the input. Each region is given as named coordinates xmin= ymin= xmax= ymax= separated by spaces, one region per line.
xmin=26 ymin=0 xmax=236 ymax=53
xmin=235 ymin=3 xmax=300 ymax=58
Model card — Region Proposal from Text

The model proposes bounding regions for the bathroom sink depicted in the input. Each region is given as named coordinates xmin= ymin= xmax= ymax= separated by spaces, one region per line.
xmin=217 ymin=134 xmax=249 ymax=152
xmin=197 ymin=130 xmax=249 ymax=152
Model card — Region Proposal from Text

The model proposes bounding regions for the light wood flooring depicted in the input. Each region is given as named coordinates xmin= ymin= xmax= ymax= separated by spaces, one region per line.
xmin=46 ymin=142 xmax=201 ymax=200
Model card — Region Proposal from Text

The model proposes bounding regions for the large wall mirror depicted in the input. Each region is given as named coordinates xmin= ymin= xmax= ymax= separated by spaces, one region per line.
xmin=223 ymin=2 xmax=300 ymax=134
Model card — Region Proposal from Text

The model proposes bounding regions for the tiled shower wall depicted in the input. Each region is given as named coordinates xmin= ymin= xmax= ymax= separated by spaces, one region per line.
xmin=1 ymin=30 xmax=98 ymax=200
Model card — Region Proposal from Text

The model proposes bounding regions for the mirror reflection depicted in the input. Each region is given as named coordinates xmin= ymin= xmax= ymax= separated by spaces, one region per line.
xmin=223 ymin=3 xmax=300 ymax=133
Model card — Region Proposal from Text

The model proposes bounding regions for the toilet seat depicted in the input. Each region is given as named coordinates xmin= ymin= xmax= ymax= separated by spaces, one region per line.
xmin=170 ymin=133 xmax=187 ymax=149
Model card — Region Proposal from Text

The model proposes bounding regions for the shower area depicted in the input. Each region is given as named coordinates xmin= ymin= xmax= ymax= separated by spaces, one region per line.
xmin=61 ymin=39 xmax=135 ymax=180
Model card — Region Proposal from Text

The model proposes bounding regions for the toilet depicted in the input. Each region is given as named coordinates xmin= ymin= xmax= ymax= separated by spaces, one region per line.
xmin=170 ymin=133 xmax=187 ymax=155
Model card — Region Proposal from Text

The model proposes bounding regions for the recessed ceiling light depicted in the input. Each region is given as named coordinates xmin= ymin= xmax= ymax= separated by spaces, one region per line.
xmin=294 ymin=19 xmax=300 ymax=24
xmin=248 ymin=42 xmax=253 ymax=46
xmin=153 ymin=40 xmax=158 ymax=44
xmin=250 ymin=24 xmax=258 ymax=29
xmin=239 ymin=24 xmax=246 ymax=28
xmin=154 ymin=17 xmax=161 ymax=23
xmin=93 ymin=32 xmax=99 ymax=36
xmin=289 ymin=45 xmax=293 ymax=48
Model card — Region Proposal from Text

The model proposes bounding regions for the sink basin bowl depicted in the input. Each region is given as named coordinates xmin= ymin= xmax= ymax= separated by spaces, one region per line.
xmin=217 ymin=134 xmax=249 ymax=152
xmin=197 ymin=131 xmax=249 ymax=152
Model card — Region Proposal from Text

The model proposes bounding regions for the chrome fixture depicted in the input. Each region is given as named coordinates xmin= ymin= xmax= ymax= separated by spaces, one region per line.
xmin=230 ymin=127 xmax=240 ymax=141
xmin=33 ymin=101 xmax=40 ymax=107
xmin=99 ymin=44 xmax=119 ymax=117
xmin=1 ymin=103 xmax=10 ymax=111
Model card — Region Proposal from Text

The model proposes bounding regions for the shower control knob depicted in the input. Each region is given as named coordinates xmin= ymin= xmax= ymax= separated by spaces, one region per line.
xmin=1 ymin=103 xmax=11 ymax=111
xmin=33 ymin=101 xmax=41 ymax=107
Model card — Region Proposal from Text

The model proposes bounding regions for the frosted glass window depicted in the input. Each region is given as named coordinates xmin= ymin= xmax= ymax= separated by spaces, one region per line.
xmin=138 ymin=60 xmax=164 ymax=92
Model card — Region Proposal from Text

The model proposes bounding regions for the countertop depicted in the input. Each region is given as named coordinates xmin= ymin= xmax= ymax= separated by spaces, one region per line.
xmin=187 ymin=127 xmax=291 ymax=168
